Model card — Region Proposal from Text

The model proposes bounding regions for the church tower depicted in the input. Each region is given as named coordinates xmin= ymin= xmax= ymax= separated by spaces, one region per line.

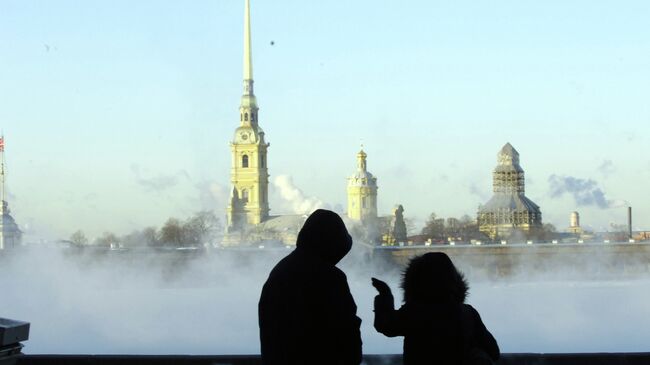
xmin=347 ymin=148 xmax=378 ymax=221
xmin=477 ymin=143 xmax=542 ymax=240
xmin=226 ymin=0 xmax=270 ymax=231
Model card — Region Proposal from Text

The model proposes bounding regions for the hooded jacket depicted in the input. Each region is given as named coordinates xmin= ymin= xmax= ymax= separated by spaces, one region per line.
xmin=259 ymin=209 xmax=362 ymax=365
xmin=374 ymin=253 xmax=499 ymax=365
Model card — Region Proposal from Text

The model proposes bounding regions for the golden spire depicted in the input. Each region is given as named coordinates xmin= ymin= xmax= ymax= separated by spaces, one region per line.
xmin=243 ymin=0 xmax=253 ymax=95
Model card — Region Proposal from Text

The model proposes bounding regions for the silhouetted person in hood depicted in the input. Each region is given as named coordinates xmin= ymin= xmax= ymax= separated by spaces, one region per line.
xmin=372 ymin=252 xmax=499 ymax=365
xmin=259 ymin=209 xmax=362 ymax=365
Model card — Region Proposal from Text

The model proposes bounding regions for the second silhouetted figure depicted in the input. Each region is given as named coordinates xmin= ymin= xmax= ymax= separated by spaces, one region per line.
xmin=259 ymin=209 xmax=362 ymax=365
xmin=372 ymin=252 xmax=499 ymax=365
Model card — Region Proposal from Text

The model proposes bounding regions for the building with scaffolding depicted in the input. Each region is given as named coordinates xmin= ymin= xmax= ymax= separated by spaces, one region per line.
xmin=477 ymin=143 xmax=542 ymax=240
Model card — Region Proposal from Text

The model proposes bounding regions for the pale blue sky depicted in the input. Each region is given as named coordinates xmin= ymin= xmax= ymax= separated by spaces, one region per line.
xmin=1 ymin=0 xmax=649 ymax=238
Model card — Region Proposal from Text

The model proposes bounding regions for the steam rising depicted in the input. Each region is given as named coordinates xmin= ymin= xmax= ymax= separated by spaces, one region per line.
xmin=598 ymin=160 xmax=615 ymax=178
xmin=131 ymin=164 xmax=191 ymax=192
xmin=1 ymin=245 xmax=650 ymax=355
xmin=548 ymin=175 xmax=625 ymax=209
xmin=273 ymin=175 xmax=325 ymax=214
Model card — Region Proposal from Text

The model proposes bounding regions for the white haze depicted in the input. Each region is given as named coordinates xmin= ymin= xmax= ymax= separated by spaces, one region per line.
xmin=1 ymin=245 xmax=650 ymax=355
xmin=273 ymin=175 xmax=325 ymax=215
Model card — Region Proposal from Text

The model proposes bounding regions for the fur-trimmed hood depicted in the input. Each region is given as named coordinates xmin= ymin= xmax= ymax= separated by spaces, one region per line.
xmin=401 ymin=252 xmax=468 ymax=304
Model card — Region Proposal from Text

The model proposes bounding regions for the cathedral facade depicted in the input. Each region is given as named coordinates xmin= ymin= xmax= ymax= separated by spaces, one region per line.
xmin=1 ymin=201 xmax=22 ymax=249
xmin=226 ymin=0 xmax=270 ymax=232
xmin=477 ymin=143 xmax=542 ymax=240
xmin=220 ymin=2 xmax=391 ymax=247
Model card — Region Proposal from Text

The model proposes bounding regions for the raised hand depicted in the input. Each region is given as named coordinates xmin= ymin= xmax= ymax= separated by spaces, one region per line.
xmin=371 ymin=277 xmax=392 ymax=297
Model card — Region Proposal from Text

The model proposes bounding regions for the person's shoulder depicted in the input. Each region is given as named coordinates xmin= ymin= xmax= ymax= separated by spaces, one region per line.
xmin=322 ymin=264 xmax=347 ymax=282
xmin=462 ymin=303 xmax=488 ymax=327
xmin=462 ymin=303 xmax=480 ymax=315
xmin=265 ymin=251 xmax=303 ymax=279
xmin=310 ymin=265 xmax=350 ymax=290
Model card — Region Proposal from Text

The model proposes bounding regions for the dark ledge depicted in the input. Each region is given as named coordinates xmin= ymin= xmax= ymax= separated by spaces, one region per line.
xmin=3 ymin=353 xmax=650 ymax=365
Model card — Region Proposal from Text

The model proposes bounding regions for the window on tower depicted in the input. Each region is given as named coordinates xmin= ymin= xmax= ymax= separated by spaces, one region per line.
xmin=244 ymin=113 xmax=249 ymax=121
xmin=241 ymin=189 xmax=249 ymax=204
xmin=242 ymin=154 xmax=249 ymax=168
xmin=260 ymin=155 xmax=265 ymax=168
xmin=251 ymin=112 xmax=255 ymax=122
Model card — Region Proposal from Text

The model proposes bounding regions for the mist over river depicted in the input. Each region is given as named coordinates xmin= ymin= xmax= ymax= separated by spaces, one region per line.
xmin=1 ymin=246 xmax=649 ymax=354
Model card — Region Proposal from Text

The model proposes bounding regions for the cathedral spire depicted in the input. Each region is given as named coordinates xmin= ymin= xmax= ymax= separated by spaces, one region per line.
xmin=242 ymin=0 xmax=254 ymax=96
xmin=239 ymin=0 xmax=257 ymax=126
xmin=226 ymin=0 xmax=269 ymax=235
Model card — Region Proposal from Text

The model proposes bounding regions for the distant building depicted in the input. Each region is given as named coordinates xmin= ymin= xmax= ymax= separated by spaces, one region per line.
xmin=347 ymin=148 xmax=378 ymax=222
xmin=634 ymin=231 xmax=650 ymax=242
xmin=477 ymin=143 xmax=542 ymax=240
xmin=221 ymin=2 xmax=316 ymax=247
xmin=226 ymin=0 xmax=270 ymax=233
xmin=1 ymin=202 xmax=22 ymax=249
xmin=0 ymin=136 xmax=21 ymax=249
xmin=568 ymin=211 xmax=583 ymax=235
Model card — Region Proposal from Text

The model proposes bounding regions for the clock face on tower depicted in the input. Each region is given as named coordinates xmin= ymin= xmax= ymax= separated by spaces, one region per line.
xmin=235 ymin=127 xmax=256 ymax=143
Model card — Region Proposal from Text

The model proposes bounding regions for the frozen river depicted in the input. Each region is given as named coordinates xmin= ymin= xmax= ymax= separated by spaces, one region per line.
xmin=1 ymin=247 xmax=649 ymax=354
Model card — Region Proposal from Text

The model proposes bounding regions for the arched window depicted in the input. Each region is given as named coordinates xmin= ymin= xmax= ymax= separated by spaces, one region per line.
xmin=244 ymin=113 xmax=249 ymax=121
xmin=241 ymin=189 xmax=249 ymax=203
xmin=251 ymin=113 xmax=255 ymax=122
xmin=242 ymin=155 xmax=249 ymax=168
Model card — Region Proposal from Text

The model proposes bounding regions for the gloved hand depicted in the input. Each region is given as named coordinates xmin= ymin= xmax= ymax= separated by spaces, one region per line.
xmin=371 ymin=277 xmax=392 ymax=297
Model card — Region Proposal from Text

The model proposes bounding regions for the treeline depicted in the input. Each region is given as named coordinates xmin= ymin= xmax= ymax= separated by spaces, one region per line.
xmin=420 ymin=213 xmax=484 ymax=242
xmin=420 ymin=212 xmax=558 ymax=243
xmin=68 ymin=211 xmax=222 ymax=248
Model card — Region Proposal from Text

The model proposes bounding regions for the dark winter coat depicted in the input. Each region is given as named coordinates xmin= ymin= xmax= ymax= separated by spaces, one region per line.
xmin=373 ymin=253 xmax=499 ymax=365
xmin=374 ymin=298 xmax=499 ymax=365
xmin=259 ymin=209 xmax=362 ymax=365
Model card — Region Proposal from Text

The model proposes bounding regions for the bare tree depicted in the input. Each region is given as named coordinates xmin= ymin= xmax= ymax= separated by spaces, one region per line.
xmin=421 ymin=213 xmax=445 ymax=240
xmin=95 ymin=232 xmax=119 ymax=247
xmin=70 ymin=230 xmax=88 ymax=246
xmin=159 ymin=218 xmax=183 ymax=246
xmin=404 ymin=217 xmax=417 ymax=237
xmin=182 ymin=211 xmax=222 ymax=246
xmin=121 ymin=227 xmax=159 ymax=247
xmin=142 ymin=226 xmax=158 ymax=246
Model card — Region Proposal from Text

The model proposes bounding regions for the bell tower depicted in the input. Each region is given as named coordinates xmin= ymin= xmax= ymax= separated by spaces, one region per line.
xmin=226 ymin=0 xmax=270 ymax=231
xmin=347 ymin=148 xmax=378 ymax=221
